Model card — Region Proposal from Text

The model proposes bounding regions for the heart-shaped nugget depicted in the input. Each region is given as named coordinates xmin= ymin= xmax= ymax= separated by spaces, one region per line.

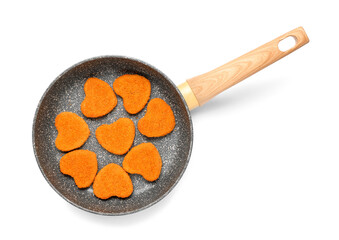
xmin=113 ymin=74 xmax=151 ymax=114
xmin=55 ymin=112 xmax=90 ymax=152
xmin=96 ymin=118 xmax=135 ymax=155
xmin=93 ymin=163 xmax=133 ymax=199
xmin=81 ymin=77 xmax=117 ymax=118
xmin=138 ymin=98 xmax=175 ymax=137
xmin=60 ymin=150 xmax=98 ymax=188
xmin=123 ymin=143 xmax=162 ymax=182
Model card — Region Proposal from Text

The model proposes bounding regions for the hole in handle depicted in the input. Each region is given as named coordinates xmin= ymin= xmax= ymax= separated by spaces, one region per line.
xmin=278 ymin=36 xmax=297 ymax=52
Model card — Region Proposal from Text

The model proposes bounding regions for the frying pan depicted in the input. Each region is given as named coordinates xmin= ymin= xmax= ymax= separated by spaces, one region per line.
xmin=33 ymin=27 xmax=309 ymax=215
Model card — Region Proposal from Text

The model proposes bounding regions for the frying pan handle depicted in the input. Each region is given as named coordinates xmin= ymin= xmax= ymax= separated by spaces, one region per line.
xmin=178 ymin=27 xmax=309 ymax=110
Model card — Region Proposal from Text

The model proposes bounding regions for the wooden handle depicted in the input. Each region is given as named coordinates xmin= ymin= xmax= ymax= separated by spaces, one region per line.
xmin=179 ymin=27 xmax=309 ymax=110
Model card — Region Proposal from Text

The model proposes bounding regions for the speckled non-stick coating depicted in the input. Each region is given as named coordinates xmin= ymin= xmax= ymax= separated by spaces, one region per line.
xmin=32 ymin=56 xmax=193 ymax=215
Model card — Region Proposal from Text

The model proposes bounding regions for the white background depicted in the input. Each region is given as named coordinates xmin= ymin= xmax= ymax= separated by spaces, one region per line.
xmin=1 ymin=0 xmax=338 ymax=239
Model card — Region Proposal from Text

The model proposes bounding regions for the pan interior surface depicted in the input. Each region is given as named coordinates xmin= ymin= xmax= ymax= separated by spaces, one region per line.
xmin=33 ymin=56 xmax=192 ymax=215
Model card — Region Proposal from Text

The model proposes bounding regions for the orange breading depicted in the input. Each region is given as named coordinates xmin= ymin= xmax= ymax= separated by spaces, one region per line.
xmin=81 ymin=77 xmax=117 ymax=118
xmin=93 ymin=163 xmax=133 ymax=199
xmin=122 ymin=143 xmax=162 ymax=182
xmin=55 ymin=112 xmax=90 ymax=152
xmin=60 ymin=150 xmax=98 ymax=188
xmin=113 ymin=74 xmax=151 ymax=114
xmin=137 ymin=98 xmax=175 ymax=137
xmin=95 ymin=118 xmax=135 ymax=155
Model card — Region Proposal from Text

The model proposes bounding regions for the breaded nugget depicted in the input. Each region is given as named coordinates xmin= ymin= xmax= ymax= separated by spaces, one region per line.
xmin=93 ymin=163 xmax=133 ymax=199
xmin=123 ymin=143 xmax=162 ymax=182
xmin=113 ymin=74 xmax=151 ymax=114
xmin=55 ymin=112 xmax=90 ymax=152
xmin=138 ymin=98 xmax=175 ymax=137
xmin=60 ymin=150 xmax=98 ymax=188
xmin=81 ymin=77 xmax=117 ymax=118
xmin=95 ymin=118 xmax=135 ymax=155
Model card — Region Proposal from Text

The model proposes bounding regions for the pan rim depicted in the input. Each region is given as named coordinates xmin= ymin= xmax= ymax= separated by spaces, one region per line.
xmin=32 ymin=55 xmax=193 ymax=216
